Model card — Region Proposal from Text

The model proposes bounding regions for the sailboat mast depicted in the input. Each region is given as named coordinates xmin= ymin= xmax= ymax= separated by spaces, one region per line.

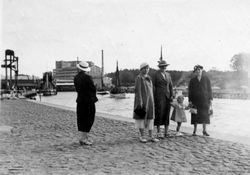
xmin=101 ymin=50 xmax=104 ymax=89
xmin=116 ymin=60 xmax=120 ymax=87
xmin=160 ymin=45 xmax=163 ymax=61
xmin=46 ymin=72 xmax=49 ymax=89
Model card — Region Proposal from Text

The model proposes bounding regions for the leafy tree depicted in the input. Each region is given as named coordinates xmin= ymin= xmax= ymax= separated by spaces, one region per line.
xmin=105 ymin=64 xmax=249 ymax=90
xmin=230 ymin=53 xmax=250 ymax=72
xmin=120 ymin=69 xmax=136 ymax=86
xmin=230 ymin=53 xmax=250 ymax=88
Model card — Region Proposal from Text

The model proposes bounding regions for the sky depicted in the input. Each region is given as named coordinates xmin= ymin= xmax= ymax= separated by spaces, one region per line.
xmin=1 ymin=0 xmax=250 ymax=77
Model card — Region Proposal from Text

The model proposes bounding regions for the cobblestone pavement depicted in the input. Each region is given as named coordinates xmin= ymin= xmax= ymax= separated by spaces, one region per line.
xmin=1 ymin=99 xmax=250 ymax=175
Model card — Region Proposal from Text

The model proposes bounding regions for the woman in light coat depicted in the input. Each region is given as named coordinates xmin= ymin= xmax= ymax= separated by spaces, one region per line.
xmin=133 ymin=63 xmax=159 ymax=143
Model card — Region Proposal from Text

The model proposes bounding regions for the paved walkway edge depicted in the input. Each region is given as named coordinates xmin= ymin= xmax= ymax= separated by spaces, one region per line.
xmin=28 ymin=99 xmax=250 ymax=146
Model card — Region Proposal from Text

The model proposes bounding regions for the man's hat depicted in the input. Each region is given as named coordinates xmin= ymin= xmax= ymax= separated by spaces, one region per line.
xmin=158 ymin=60 xmax=169 ymax=67
xmin=77 ymin=61 xmax=91 ymax=72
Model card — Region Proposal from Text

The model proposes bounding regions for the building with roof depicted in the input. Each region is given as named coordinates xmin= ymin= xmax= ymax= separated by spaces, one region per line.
xmin=53 ymin=60 xmax=105 ymax=91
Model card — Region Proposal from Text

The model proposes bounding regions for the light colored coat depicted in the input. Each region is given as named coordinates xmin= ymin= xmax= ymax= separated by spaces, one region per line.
xmin=170 ymin=101 xmax=187 ymax=122
xmin=133 ymin=74 xmax=155 ymax=120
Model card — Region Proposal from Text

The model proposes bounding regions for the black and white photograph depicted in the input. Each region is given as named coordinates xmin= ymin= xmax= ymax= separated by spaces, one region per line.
xmin=1 ymin=0 xmax=250 ymax=174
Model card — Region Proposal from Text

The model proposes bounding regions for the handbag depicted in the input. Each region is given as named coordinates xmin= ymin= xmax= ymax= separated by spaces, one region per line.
xmin=189 ymin=104 xmax=197 ymax=114
xmin=189 ymin=108 xmax=197 ymax=114
xmin=134 ymin=106 xmax=146 ymax=119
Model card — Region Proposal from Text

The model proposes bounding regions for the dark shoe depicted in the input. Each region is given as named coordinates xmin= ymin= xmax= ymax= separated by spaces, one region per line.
xmin=192 ymin=132 xmax=197 ymax=136
xmin=156 ymin=133 xmax=164 ymax=139
xmin=203 ymin=131 xmax=210 ymax=136
xmin=79 ymin=140 xmax=93 ymax=146
xmin=164 ymin=133 xmax=171 ymax=138
xmin=165 ymin=132 xmax=174 ymax=138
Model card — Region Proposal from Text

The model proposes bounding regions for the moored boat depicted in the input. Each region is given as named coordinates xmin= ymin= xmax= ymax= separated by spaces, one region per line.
xmin=109 ymin=61 xmax=126 ymax=99
xmin=22 ymin=90 xmax=37 ymax=99
xmin=97 ymin=90 xmax=109 ymax=95
xmin=41 ymin=72 xmax=57 ymax=96
xmin=42 ymin=89 xmax=57 ymax=96
xmin=110 ymin=92 xmax=126 ymax=99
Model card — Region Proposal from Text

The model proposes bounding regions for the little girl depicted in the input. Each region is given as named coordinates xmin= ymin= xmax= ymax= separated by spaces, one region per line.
xmin=170 ymin=95 xmax=188 ymax=136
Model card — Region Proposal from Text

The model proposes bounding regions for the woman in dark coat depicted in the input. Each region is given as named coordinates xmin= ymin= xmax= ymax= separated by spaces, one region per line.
xmin=74 ymin=61 xmax=98 ymax=145
xmin=188 ymin=65 xmax=213 ymax=136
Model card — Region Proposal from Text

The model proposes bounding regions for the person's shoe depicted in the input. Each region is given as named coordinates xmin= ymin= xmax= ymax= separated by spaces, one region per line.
xmin=192 ymin=132 xmax=197 ymax=136
xmin=203 ymin=131 xmax=210 ymax=136
xmin=164 ymin=133 xmax=171 ymax=138
xmin=79 ymin=140 xmax=93 ymax=146
xmin=139 ymin=137 xmax=147 ymax=143
xmin=156 ymin=133 xmax=164 ymax=139
xmin=175 ymin=132 xmax=183 ymax=136
xmin=150 ymin=137 xmax=159 ymax=142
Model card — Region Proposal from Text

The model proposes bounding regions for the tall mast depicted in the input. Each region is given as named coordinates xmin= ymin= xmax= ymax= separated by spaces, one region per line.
xmin=160 ymin=45 xmax=163 ymax=61
xmin=46 ymin=72 xmax=49 ymax=89
xmin=101 ymin=50 xmax=104 ymax=89
xmin=116 ymin=60 xmax=120 ymax=87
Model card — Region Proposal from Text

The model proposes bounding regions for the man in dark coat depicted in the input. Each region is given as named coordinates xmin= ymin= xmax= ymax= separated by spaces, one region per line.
xmin=74 ymin=61 xmax=98 ymax=145
xmin=152 ymin=60 xmax=174 ymax=138
xmin=188 ymin=65 xmax=213 ymax=136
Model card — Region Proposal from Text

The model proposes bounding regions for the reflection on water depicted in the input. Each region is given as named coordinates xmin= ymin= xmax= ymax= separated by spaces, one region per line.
xmin=39 ymin=92 xmax=250 ymax=140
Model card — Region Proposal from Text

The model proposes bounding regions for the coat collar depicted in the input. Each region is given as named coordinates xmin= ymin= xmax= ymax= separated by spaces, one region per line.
xmin=140 ymin=74 xmax=151 ymax=80
xmin=157 ymin=70 xmax=167 ymax=81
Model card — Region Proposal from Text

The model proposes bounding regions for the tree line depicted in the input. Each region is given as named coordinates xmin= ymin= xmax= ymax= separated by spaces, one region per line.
xmin=106 ymin=53 xmax=250 ymax=90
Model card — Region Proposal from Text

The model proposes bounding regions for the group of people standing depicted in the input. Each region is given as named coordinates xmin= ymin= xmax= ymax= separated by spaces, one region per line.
xmin=133 ymin=61 xmax=213 ymax=143
xmin=74 ymin=60 xmax=213 ymax=145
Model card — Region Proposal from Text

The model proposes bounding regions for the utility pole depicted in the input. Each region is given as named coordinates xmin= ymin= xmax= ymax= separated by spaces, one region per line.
xmin=77 ymin=57 xmax=79 ymax=73
xmin=15 ymin=57 xmax=19 ymax=89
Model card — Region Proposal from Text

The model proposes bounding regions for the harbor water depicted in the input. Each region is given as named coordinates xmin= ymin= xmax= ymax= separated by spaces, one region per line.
xmin=38 ymin=92 xmax=250 ymax=144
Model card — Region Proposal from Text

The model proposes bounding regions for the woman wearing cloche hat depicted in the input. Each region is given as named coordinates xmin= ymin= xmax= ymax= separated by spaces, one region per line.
xmin=133 ymin=62 xmax=159 ymax=143
xmin=188 ymin=64 xmax=213 ymax=136
xmin=74 ymin=61 xmax=98 ymax=145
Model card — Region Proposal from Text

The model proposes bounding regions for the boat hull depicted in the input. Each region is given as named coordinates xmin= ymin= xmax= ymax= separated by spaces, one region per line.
xmin=42 ymin=89 xmax=57 ymax=96
xmin=97 ymin=91 xmax=110 ymax=95
xmin=23 ymin=91 xmax=37 ymax=99
xmin=110 ymin=93 xmax=126 ymax=99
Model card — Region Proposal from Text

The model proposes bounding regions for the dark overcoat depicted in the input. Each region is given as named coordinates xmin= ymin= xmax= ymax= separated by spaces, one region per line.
xmin=188 ymin=74 xmax=212 ymax=124
xmin=153 ymin=70 xmax=173 ymax=100
xmin=74 ymin=71 xmax=98 ymax=104
xmin=152 ymin=70 xmax=173 ymax=126
xmin=74 ymin=71 xmax=98 ymax=132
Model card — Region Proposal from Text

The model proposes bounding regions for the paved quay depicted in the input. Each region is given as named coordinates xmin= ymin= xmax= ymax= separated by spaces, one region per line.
xmin=1 ymin=99 xmax=250 ymax=175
